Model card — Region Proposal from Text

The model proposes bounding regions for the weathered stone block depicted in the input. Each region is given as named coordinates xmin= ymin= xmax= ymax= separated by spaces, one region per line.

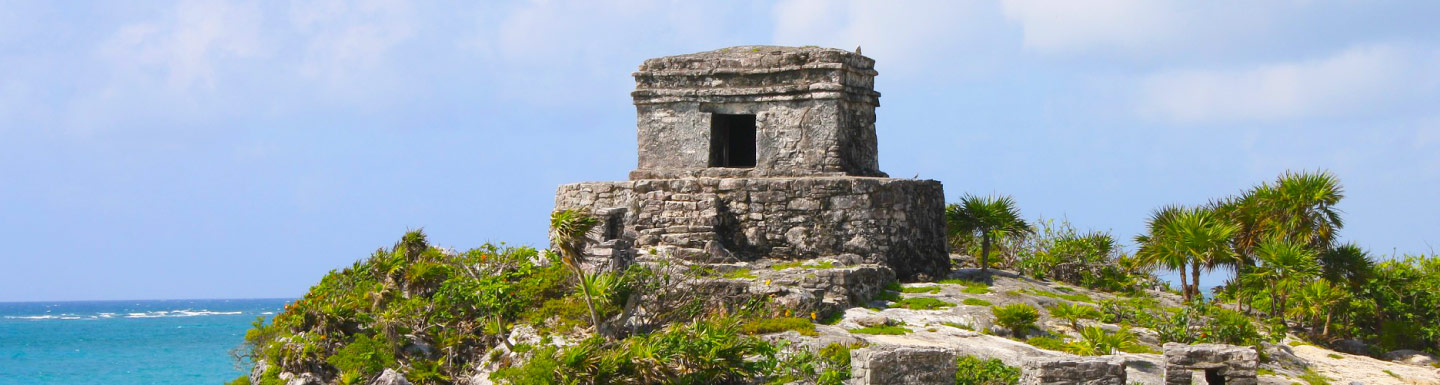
xmin=850 ymin=345 xmax=957 ymax=385
xmin=1163 ymin=343 xmax=1258 ymax=385
xmin=1019 ymin=356 xmax=1126 ymax=385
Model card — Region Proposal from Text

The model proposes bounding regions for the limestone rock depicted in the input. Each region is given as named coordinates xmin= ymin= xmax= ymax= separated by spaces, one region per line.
xmin=370 ymin=369 xmax=411 ymax=385
xmin=1383 ymin=349 xmax=1439 ymax=366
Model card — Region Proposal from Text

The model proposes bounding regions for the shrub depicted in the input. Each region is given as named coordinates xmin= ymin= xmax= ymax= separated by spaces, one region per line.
xmin=962 ymin=298 xmax=992 ymax=306
xmin=326 ymin=334 xmax=397 ymax=385
xmin=891 ymin=297 xmax=956 ymax=310
xmin=742 ymin=317 xmax=817 ymax=336
xmin=225 ymin=376 xmax=251 ymax=385
xmin=991 ymin=304 xmax=1040 ymax=336
xmin=1067 ymin=326 xmax=1149 ymax=355
xmin=954 ymin=355 xmax=1021 ymax=385
xmin=1202 ymin=308 xmax=1262 ymax=346
xmin=1048 ymin=302 xmax=1102 ymax=329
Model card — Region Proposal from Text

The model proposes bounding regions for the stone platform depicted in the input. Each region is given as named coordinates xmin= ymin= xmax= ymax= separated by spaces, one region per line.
xmin=554 ymin=176 xmax=948 ymax=281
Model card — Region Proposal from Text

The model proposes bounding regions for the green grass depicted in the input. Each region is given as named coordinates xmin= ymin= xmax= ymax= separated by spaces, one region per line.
xmin=1384 ymin=369 xmax=1400 ymax=379
xmin=901 ymin=285 xmax=941 ymax=294
xmin=1287 ymin=340 xmax=1310 ymax=347
xmin=962 ymin=298 xmax=992 ymax=306
xmin=1020 ymin=288 xmax=1093 ymax=303
xmin=939 ymin=279 xmax=989 ymax=288
xmin=849 ymin=324 xmax=911 ymax=335
xmin=1024 ymin=336 xmax=1069 ymax=351
xmin=817 ymin=311 xmax=844 ymax=325
xmin=1326 ymin=353 xmax=1343 ymax=359
xmin=771 ymin=261 xmax=836 ymax=270
xmin=722 ymin=269 xmax=756 ymax=279
xmin=889 ymin=297 xmax=955 ymax=310
xmin=962 ymin=286 xmax=991 ymax=294
xmin=1258 ymin=368 xmax=1276 ymax=376
xmin=942 ymin=322 xmax=973 ymax=331
xmin=1298 ymin=368 xmax=1331 ymax=385
xmin=741 ymin=317 xmax=818 ymax=336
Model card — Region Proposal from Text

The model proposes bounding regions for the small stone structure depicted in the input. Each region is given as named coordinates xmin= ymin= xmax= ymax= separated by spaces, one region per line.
xmin=554 ymin=46 xmax=949 ymax=281
xmin=1163 ymin=343 xmax=1258 ymax=385
xmin=1019 ymin=356 xmax=1127 ymax=385
xmin=850 ymin=345 xmax=957 ymax=385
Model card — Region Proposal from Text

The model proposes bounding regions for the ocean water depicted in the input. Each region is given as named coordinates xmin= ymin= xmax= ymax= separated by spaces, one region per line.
xmin=0 ymin=298 xmax=291 ymax=385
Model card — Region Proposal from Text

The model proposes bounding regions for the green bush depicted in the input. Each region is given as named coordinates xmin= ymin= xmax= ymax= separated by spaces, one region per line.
xmin=991 ymin=304 xmax=1040 ymax=336
xmin=954 ymin=355 xmax=1020 ymax=385
xmin=225 ymin=376 xmax=251 ymax=385
xmin=326 ymin=334 xmax=397 ymax=385
xmin=1067 ymin=326 xmax=1149 ymax=355
xmin=1202 ymin=308 xmax=1262 ymax=346
xmin=1048 ymin=302 xmax=1102 ymax=329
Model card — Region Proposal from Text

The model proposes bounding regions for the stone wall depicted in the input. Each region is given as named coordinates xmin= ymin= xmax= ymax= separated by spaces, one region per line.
xmin=1019 ymin=357 xmax=1127 ymax=385
xmin=554 ymin=176 xmax=949 ymax=281
xmin=850 ymin=345 xmax=957 ymax=385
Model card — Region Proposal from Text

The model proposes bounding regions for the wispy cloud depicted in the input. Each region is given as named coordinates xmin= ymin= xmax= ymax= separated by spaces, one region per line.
xmin=98 ymin=0 xmax=264 ymax=92
xmin=290 ymin=0 xmax=415 ymax=85
xmin=1000 ymin=0 xmax=1183 ymax=54
xmin=1136 ymin=44 xmax=1440 ymax=123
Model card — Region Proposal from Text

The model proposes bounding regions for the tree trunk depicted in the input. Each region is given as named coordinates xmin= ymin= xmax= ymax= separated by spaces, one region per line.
xmin=1178 ymin=261 xmax=1190 ymax=302
xmin=980 ymin=236 xmax=992 ymax=274
xmin=1191 ymin=262 xmax=1203 ymax=302
xmin=572 ymin=265 xmax=603 ymax=332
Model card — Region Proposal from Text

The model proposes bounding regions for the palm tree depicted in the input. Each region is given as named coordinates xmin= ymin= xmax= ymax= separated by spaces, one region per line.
xmin=1225 ymin=171 xmax=1344 ymax=264
xmin=550 ymin=209 xmax=603 ymax=330
xmin=1251 ymin=238 xmax=1321 ymax=323
xmin=946 ymin=194 xmax=1034 ymax=274
xmin=1288 ymin=279 xmax=1349 ymax=338
xmin=1319 ymin=242 xmax=1374 ymax=287
xmin=1136 ymin=205 xmax=1189 ymax=299
xmin=1175 ymin=207 xmax=1240 ymax=301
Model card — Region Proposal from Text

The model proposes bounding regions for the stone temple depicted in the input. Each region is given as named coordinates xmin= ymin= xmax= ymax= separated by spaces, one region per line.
xmin=554 ymin=46 xmax=949 ymax=281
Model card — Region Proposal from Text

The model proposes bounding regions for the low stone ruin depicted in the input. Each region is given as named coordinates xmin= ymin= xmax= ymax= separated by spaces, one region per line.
xmin=1163 ymin=343 xmax=1258 ymax=385
xmin=1019 ymin=356 xmax=1127 ymax=385
xmin=850 ymin=345 xmax=957 ymax=385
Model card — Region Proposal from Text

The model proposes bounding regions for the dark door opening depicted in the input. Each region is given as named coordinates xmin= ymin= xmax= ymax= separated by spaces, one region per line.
xmin=1203 ymin=368 xmax=1226 ymax=385
xmin=709 ymin=114 xmax=756 ymax=168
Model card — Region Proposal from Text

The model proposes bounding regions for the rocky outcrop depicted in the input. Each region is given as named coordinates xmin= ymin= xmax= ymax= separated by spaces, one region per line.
xmin=369 ymin=369 xmax=411 ymax=385
xmin=1382 ymin=349 xmax=1439 ymax=367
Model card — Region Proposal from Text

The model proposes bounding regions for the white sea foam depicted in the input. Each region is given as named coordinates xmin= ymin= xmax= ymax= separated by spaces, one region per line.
xmin=6 ymin=309 xmax=244 ymax=320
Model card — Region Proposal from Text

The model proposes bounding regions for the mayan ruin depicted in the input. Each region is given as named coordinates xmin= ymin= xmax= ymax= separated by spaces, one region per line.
xmin=554 ymin=45 xmax=949 ymax=282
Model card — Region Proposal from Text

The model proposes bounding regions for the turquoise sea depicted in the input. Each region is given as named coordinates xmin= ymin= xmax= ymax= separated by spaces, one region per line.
xmin=0 ymin=298 xmax=291 ymax=385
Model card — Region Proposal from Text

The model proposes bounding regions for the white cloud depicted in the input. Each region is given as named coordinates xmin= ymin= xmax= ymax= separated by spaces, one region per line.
xmin=771 ymin=0 xmax=1006 ymax=78
xmin=1000 ymin=0 xmax=1182 ymax=53
xmin=98 ymin=0 xmax=263 ymax=92
xmin=290 ymin=0 xmax=415 ymax=84
xmin=1136 ymin=45 xmax=1440 ymax=123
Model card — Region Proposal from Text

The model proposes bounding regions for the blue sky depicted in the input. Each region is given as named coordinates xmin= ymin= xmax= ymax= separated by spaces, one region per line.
xmin=2 ymin=1 xmax=1438 ymax=301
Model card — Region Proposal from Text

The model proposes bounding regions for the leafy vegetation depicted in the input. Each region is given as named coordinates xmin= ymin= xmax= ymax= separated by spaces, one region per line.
xmin=953 ymin=355 xmax=1020 ymax=385
xmin=741 ymin=317 xmax=818 ymax=337
xmin=849 ymin=324 xmax=912 ymax=335
xmin=990 ymin=304 xmax=1039 ymax=336
xmin=946 ymin=194 xmax=1034 ymax=274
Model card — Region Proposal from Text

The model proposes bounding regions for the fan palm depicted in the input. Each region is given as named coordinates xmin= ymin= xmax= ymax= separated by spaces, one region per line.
xmin=946 ymin=194 xmax=1034 ymax=274
xmin=1135 ymin=205 xmax=1189 ymax=298
xmin=1174 ymin=207 xmax=1240 ymax=301
xmin=1226 ymin=171 xmax=1344 ymax=264
xmin=1251 ymin=238 xmax=1321 ymax=323
xmin=1288 ymin=279 xmax=1349 ymax=338
xmin=550 ymin=209 xmax=603 ymax=329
